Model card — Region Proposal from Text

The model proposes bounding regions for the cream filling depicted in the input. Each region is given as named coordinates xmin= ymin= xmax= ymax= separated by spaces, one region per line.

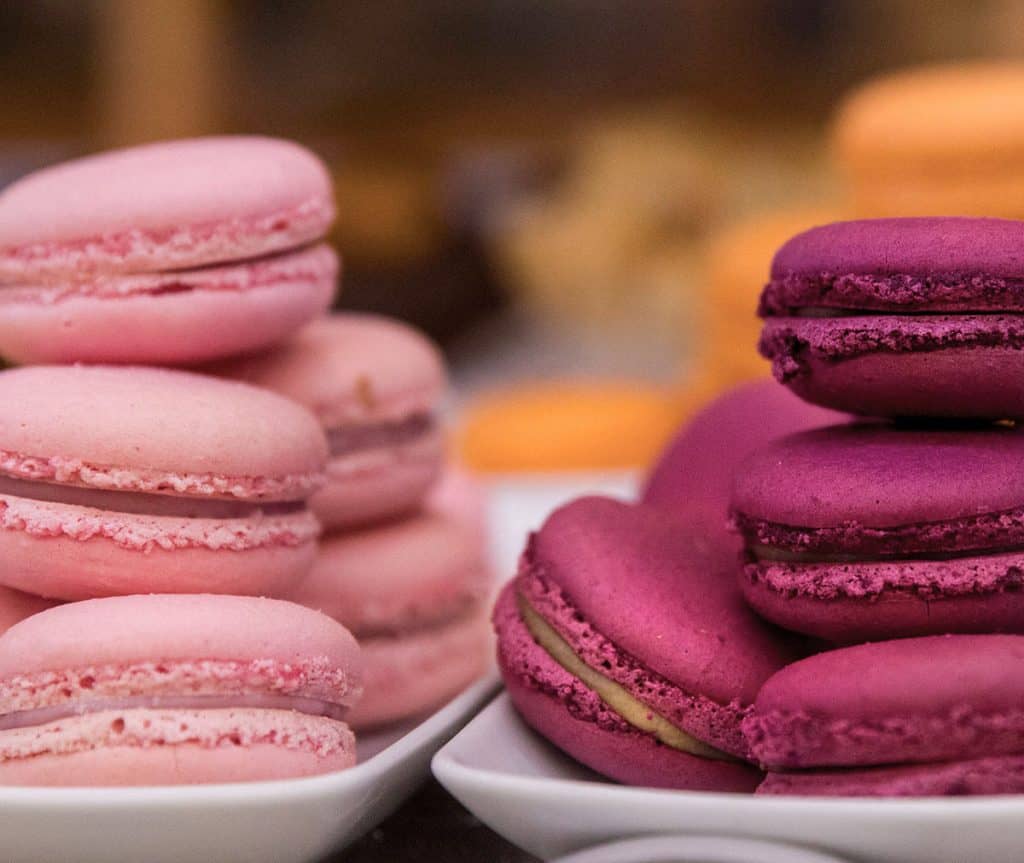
xmin=517 ymin=595 xmax=730 ymax=760
xmin=752 ymin=545 xmax=860 ymax=563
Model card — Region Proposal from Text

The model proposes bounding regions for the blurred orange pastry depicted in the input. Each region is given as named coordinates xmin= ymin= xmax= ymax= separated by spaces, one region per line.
xmin=697 ymin=206 xmax=841 ymax=389
xmin=833 ymin=62 xmax=1024 ymax=218
xmin=458 ymin=380 xmax=684 ymax=473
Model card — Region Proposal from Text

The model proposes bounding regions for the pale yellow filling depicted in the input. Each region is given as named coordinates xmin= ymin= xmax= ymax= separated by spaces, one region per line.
xmin=517 ymin=594 xmax=731 ymax=760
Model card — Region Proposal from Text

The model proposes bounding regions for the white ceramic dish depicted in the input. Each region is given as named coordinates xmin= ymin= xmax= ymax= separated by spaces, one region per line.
xmin=433 ymin=694 xmax=1024 ymax=863
xmin=549 ymin=834 xmax=854 ymax=863
xmin=0 ymin=674 xmax=498 ymax=863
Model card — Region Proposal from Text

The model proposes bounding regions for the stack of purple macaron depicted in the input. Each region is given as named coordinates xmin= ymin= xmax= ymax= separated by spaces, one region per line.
xmin=0 ymin=136 xmax=491 ymax=787
xmin=495 ymin=216 xmax=1024 ymax=798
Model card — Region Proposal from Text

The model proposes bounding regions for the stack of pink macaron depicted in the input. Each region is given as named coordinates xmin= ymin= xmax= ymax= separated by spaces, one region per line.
xmin=496 ymin=216 xmax=1024 ymax=799
xmin=0 ymin=136 xmax=490 ymax=787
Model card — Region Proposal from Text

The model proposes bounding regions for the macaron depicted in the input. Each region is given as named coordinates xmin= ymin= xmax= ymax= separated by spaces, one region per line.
xmin=459 ymin=381 xmax=682 ymax=473
xmin=745 ymin=635 xmax=1024 ymax=796
xmin=215 ymin=313 xmax=445 ymax=530
xmin=759 ymin=217 xmax=1024 ymax=418
xmin=0 ymin=587 xmax=55 ymax=636
xmin=732 ymin=423 xmax=1024 ymax=643
xmin=833 ymin=61 xmax=1024 ymax=219
xmin=642 ymin=379 xmax=844 ymax=519
xmin=0 ymin=136 xmax=337 ymax=365
xmin=289 ymin=511 xmax=492 ymax=729
xmin=494 ymin=496 xmax=802 ymax=791
xmin=0 ymin=595 xmax=361 ymax=786
xmin=0 ymin=365 xmax=327 ymax=600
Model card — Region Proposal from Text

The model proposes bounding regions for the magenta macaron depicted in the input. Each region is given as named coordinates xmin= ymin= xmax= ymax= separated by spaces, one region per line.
xmin=0 ymin=365 xmax=327 ymax=600
xmin=0 ymin=587 xmax=54 ymax=637
xmin=759 ymin=217 xmax=1024 ymax=419
xmin=0 ymin=595 xmax=362 ymax=786
xmin=0 ymin=136 xmax=337 ymax=366
xmin=745 ymin=635 xmax=1024 ymax=796
xmin=290 ymin=510 xmax=492 ymax=729
xmin=216 ymin=313 xmax=446 ymax=530
xmin=732 ymin=422 xmax=1024 ymax=643
xmin=494 ymin=496 xmax=802 ymax=792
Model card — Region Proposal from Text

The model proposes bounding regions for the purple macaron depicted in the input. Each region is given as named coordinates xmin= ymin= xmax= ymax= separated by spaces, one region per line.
xmin=493 ymin=496 xmax=802 ymax=792
xmin=759 ymin=217 xmax=1024 ymax=419
xmin=744 ymin=635 xmax=1024 ymax=796
xmin=732 ymin=422 xmax=1024 ymax=643
xmin=642 ymin=379 xmax=844 ymax=519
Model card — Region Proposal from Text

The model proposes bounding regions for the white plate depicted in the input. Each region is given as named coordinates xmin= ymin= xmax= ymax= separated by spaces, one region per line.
xmin=433 ymin=694 xmax=1024 ymax=863
xmin=549 ymin=834 xmax=854 ymax=863
xmin=0 ymin=674 xmax=499 ymax=863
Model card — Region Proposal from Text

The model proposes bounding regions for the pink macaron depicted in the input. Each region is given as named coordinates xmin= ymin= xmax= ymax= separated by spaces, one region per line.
xmin=216 ymin=313 xmax=446 ymax=530
xmin=0 ymin=365 xmax=327 ymax=600
xmin=289 ymin=511 xmax=492 ymax=729
xmin=0 ymin=595 xmax=362 ymax=786
xmin=0 ymin=136 xmax=337 ymax=365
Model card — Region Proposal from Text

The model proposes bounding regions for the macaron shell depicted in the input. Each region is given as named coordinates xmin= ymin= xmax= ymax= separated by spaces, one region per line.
xmin=0 ymin=594 xmax=360 ymax=680
xmin=0 ymin=245 xmax=337 ymax=366
xmin=313 ymin=425 xmax=445 ymax=530
xmin=765 ymin=336 xmax=1024 ymax=419
xmin=741 ymin=555 xmax=1024 ymax=643
xmin=757 ymin=754 xmax=1024 ymax=797
xmin=347 ymin=608 xmax=491 ymax=730
xmin=0 ymin=587 xmax=55 ymax=635
xmin=0 ymin=365 xmax=327 ymax=498
xmin=0 ymin=136 xmax=334 ymax=278
xmin=0 ymin=523 xmax=317 ymax=600
xmin=0 ymin=710 xmax=356 ymax=787
xmin=496 ymin=584 xmax=760 ymax=792
xmin=215 ymin=313 xmax=446 ymax=426
xmin=293 ymin=511 xmax=490 ymax=634
xmin=0 ymin=740 xmax=355 ymax=787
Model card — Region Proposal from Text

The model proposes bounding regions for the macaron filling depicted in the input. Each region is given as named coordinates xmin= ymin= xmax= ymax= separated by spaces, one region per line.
xmin=0 ymin=692 xmax=348 ymax=732
xmin=0 ymin=243 xmax=337 ymax=304
xmin=516 ymin=594 xmax=729 ymax=760
xmin=327 ymin=413 xmax=436 ymax=458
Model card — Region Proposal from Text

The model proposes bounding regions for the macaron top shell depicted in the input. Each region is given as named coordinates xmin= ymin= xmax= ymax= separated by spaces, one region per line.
xmin=642 ymin=379 xmax=842 ymax=516
xmin=0 ymin=366 xmax=327 ymax=500
xmin=0 ymin=136 xmax=335 ymax=279
xmin=525 ymin=496 xmax=798 ymax=705
xmin=0 ymin=595 xmax=359 ymax=681
xmin=761 ymin=218 xmax=1024 ymax=314
xmin=216 ymin=314 xmax=445 ymax=427
xmin=733 ymin=423 xmax=1024 ymax=531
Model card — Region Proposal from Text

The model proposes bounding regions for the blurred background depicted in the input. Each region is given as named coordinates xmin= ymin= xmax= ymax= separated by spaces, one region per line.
xmin=3 ymin=0 xmax=1024 ymax=473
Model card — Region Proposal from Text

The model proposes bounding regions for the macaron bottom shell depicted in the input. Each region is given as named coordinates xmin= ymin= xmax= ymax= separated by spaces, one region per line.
xmin=741 ymin=554 xmax=1024 ymax=643
xmin=494 ymin=584 xmax=761 ymax=792
xmin=0 ymin=708 xmax=356 ymax=787
xmin=347 ymin=608 xmax=491 ymax=731
xmin=314 ymin=429 xmax=444 ymax=531
xmin=762 ymin=318 xmax=1024 ymax=418
xmin=756 ymin=754 xmax=1024 ymax=797
xmin=0 ymin=526 xmax=317 ymax=601
xmin=0 ymin=244 xmax=336 ymax=366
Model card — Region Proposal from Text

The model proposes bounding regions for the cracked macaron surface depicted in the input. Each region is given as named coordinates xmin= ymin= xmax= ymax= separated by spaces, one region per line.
xmin=759 ymin=217 xmax=1024 ymax=418
xmin=0 ymin=594 xmax=362 ymax=786
xmin=494 ymin=496 xmax=801 ymax=791
xmin=0 ymin=365 xmax=327 ymax=600
xmin=744 ymin=634 xmax=1024 ymax=796
xmin=732 ymin=422 xmax=1024 ymax=642
xmin=0 ymin=136 xmax=338 ymax=365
